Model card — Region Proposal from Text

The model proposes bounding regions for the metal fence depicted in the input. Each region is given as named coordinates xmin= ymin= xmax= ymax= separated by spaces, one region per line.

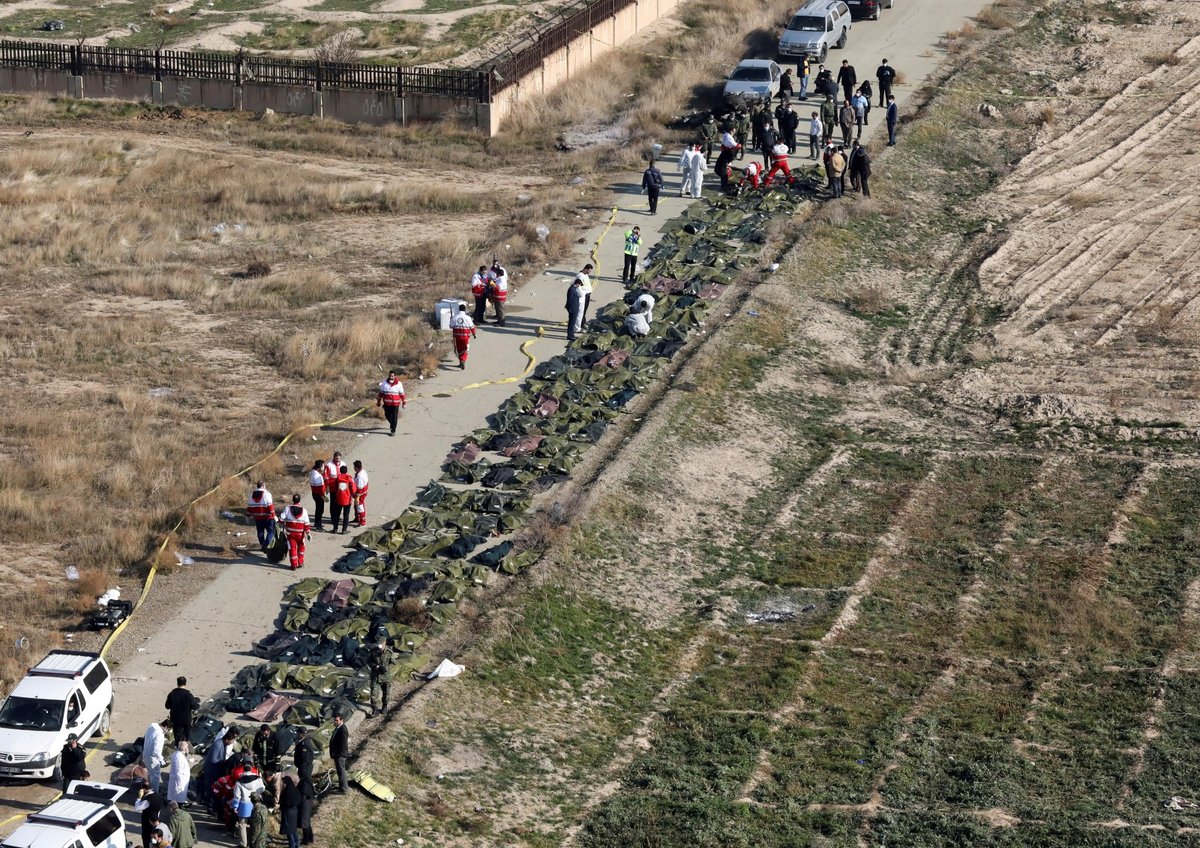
xmin=0 ymin=0 xmax=631 ymax=105
xmin=486 ymin=0 xmax=636 ymax=91
xmin=0 ymin=39 xmax=489 ymax=100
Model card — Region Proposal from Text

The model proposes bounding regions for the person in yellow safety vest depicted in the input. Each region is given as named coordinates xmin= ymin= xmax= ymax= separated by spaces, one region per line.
xmin=622 ymin=226 xmax=641 ymax=285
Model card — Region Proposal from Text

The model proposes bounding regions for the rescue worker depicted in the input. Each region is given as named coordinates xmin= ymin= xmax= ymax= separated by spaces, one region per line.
xmin=307 ymin=460 xmax=326 ymax=532
xmin=764 ymin=139 xmax=794 ymax=187
xmin=622 ymin=226 xmax=641 ymax=284
xmin=322 ymin=451 xmax=341 ymax=492
xmin=368 ymin=639 xmax=393 ymax=716
xmin=486 ymin=262 xmax=508 ymax=326
xmin=469 ymin=265 xmax=488 ymax=324
xmin=331 ymin=466 xmax=356 ymax=534
xmin=280 ymin=495 xmax=310 ymax=570
xmin=698 ymin=113 xmax=717 ymax=163
xmin=715 ymin=129 xmax=739 ymax=193
xmin=352 ymin=460 xmax=369 ymax=527
xmin=575 ymin=262 xmax=595 ymax=323
xmin=678 ymin=144 xmax=705 ymax=199
xmin=376 ymin=371 xmax=406 ymax=437
xmin=739 ymin=161 xmax=763 ymax=191
xmin=624 ymin=301 xmax=651 ymax=337
xmin=632 ymin=292 xmax=656 ymax=323
xmin=246 ymin=482 xmax=274 ymax=553
xmin=449 ymin=303 xmax=476 ymax=370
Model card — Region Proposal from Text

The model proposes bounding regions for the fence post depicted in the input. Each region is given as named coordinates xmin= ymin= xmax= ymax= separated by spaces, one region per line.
xmin=235 ymin=49 xmax=243 ymax=87
xmin=315 ymin=60 xmax=323 ymax=92
xmin=154 ymin=47 xmax=161 ymax=81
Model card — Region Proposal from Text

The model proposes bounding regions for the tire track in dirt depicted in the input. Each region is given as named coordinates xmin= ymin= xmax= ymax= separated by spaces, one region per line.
xmin=854 ymin=457 xmax=1065 ymax=845
xmin=732 ymin=462 xmax=943 ymax=804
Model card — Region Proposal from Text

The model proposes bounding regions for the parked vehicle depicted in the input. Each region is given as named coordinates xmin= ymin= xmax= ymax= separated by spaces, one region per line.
xmin=778 ymin=0 xmax=853 ymax=64
xmin=1 ymin=781 xmax=129 ymax=848
xmin=0 ymin=651 xmax=113 ymax=781
xmin=845 ymin=0 xmax=893 ymax=20
xmin=722 ymin=59 xmax=783 ymax=101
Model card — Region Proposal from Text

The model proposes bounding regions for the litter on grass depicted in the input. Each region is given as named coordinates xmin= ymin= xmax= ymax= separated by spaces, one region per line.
xmin=428 ymin=659 xmax=465 ymax=679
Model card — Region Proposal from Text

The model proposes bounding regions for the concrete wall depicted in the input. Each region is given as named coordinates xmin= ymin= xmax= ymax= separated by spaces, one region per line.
xmin=0 ymin=66 xmax=71 ymax=97
xmin=0 ymin=0 xmax=675 ymax=135
xmin=488 ymin=0 xmax=683 ymax=133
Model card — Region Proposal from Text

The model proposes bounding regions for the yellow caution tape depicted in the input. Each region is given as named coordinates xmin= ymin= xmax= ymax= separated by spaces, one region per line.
xmin=427 ymin=338 xmax=539 ymax=398
xmin=100 ymin=406 xmax=370 ymax=658
xmin=591 ymin=207 xmax=618 ymax=274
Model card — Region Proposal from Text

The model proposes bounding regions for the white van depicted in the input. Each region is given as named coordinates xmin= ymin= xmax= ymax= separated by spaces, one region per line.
xmin=778 ymin=0 xmax=853 ymax=63
xmin=0 ymin=651 xmax=114 ymax=781
xmin=1 ymin=781 xmax=129 ymax=848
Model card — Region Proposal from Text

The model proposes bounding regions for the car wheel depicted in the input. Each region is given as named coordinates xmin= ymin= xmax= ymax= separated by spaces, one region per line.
xmin=98 ymin=706 xmax=111 ymax=737
xmin=835 ymin=29 xmax=847 ymax=49
xmin=818 ymin=44 xmax=828 ymax=63
xmin=872 ymin=7 xmax=880 ymax=19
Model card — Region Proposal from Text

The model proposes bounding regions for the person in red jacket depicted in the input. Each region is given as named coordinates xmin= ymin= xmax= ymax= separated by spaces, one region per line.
xmin=352 ymin=460 xmax=369 ymax=528
xmin=376 ymin=372 xmax=406 ymax=437
xmin=279 ymin=495 xmax=311 ymax=570
xmin=321 ymin=452 xmax=341 ymax=493
xmin=246 ymin=482 xmax=275 ymax=553
xmin=330 ymin=465 xmax=357 ymax=534
xmin=449 ymin=304 xmax=477 ymax=370
xmin=307 ymin=460 xmax=326 ymax=532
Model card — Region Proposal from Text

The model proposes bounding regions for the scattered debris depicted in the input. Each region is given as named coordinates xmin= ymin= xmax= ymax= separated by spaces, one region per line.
xmin=978 ymin=102 xmax=1001 ymax=118
xmin=65 ymin=566 xmax=80 ymax=581
xmin=428 ymin=659 xmax=465 ymax=679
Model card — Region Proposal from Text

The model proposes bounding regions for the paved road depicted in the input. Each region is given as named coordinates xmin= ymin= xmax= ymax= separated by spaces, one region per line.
xmin=0 ymin=0 xmax=992 ymax=837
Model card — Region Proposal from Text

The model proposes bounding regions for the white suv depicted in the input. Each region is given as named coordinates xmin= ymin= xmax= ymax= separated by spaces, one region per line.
xmin=0 ymin=651 xmax=114 ymax=781
xmin=778 ymin=0 xmax=852 ymax=64
xmin=2 ymin=781 xmax=129 ymax=848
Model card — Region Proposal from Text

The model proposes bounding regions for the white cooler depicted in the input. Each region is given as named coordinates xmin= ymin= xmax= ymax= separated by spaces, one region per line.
xmin=434 ymin=298 xmax=465 ymax=331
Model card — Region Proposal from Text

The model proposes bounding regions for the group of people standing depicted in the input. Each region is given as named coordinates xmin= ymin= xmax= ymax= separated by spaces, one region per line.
xmin=652 ymin=54 xmax=900 ymax=201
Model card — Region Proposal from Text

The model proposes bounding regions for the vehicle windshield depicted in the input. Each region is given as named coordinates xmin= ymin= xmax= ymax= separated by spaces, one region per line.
xmin=788 ymin=14 xmax=825 ymax=31
xmin=729 ymin=67 xmax=771 ymax=82
xmin=0 ymin=697 xmax=64 ymax=731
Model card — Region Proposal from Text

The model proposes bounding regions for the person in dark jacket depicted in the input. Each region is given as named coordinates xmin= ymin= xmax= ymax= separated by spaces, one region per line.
xmin=293 ymin=727 xmax=315 ymax=782
xmin=640 ymin=161 xmax=664 ymax=214
xmin=565 ymin=277 xmax=584 ymax=343
xmin=876 ymin=58 xmax=896 ymax=106
xmin=164 ymin=678 xmax=199 ymax=746
xmin=251 ymin=725 xmax=280 ymax=774
xmin=298 ymin=776 xmax=316 ymax=845
xmin=848 ymin=139 xmax=872 ymax=196
xmin=278 ymin=775 xmax=302 ymax=848
xmin=759 ymin=121 xmax=778 ymax=169
xmin=837 ymin=60 xmax=857 ymax=102
xmin=778 ymin=68 xmax=794 ymax=102
xmin=777 ymin=102 xmax=800 ymax=154
xmin=329 ymin=714 xmax=350 ymax=794
xmin=60 ymin=734 xmax=87 ymax=792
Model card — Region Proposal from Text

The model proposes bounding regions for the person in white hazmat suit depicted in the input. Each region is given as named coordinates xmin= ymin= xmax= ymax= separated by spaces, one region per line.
xmin=677 ymin=143 xmax=706 ymax=199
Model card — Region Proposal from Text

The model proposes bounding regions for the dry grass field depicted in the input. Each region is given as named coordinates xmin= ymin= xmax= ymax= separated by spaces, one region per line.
xmin=0 ymin=98 xmax=618 ymax=690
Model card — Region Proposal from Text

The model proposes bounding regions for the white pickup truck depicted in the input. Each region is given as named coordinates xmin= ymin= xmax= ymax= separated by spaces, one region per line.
xmin=1 ymin=781 xmax=130 ymax=848
xmin=0 ymin=651 xmax=114 ymax=781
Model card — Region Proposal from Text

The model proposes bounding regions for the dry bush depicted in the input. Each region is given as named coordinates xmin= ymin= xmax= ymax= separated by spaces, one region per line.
xmin=1038 ymin=105 xmax=1056 ymax=125
xmin=246 ymin=261 xmax=272 ymax=278
xmin=1142 ymin=51 xmax=1181 ymax=67
xmin=975 ymin=7 xmax=1014 ymax=29
xmin=272 ymin=314 xmax=439 ymax=380
xmin=843 ymin=284 xmax=893 ymax=315
xmin=313 ymin=30 xmax=361 ymax=64
xmin=943 ymin=22 xmax=980 ymax=55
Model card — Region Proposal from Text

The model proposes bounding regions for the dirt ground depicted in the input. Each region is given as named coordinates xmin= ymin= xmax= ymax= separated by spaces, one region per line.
xmin=315 ymin=1 xmax=1200 ymax=846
